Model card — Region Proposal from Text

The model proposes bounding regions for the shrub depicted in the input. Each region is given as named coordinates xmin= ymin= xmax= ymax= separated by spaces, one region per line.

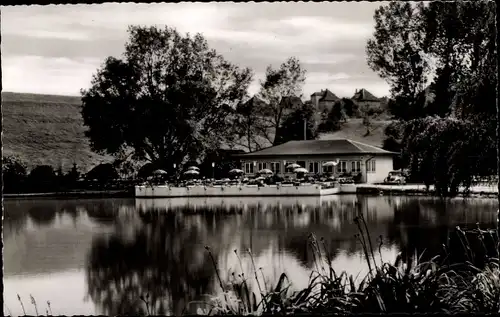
xmin=27 ymin=165 xmax=57 ymax=193
xmin=2 ymin=155 xmax=28 ymax=193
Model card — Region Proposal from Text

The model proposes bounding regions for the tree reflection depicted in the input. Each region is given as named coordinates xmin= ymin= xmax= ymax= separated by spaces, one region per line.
xmin=86 ymin=196 xmax=498 ymax=315
xmin=85 ymin=201 xmax=120 ymax=225
xmin=85 ymin=213 xmax=220 ymax=316
xmin=27 ymin=205 xmax=57 ymax=226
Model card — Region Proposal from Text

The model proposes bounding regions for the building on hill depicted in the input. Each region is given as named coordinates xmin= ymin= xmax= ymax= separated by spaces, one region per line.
xmin=309 ymin=89 xmax=340 ymax=112
xmin=234 ymin=139 xmax=396 ymax=183
xmin=352 ymin=88 xmax=382 ymax=109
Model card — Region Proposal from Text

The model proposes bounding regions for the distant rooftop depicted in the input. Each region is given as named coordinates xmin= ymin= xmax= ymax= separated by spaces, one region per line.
xmin=352 ymin=88 xmax=379 ymax=102
xmin=310 ymin=89 xmax=340 ymax=102
xmin=235 ymin=139 xmax=396 ymax=158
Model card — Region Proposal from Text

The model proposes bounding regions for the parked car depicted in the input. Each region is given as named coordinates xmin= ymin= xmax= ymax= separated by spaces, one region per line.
xmin=384 ymin=170 xmax=406 ymax=184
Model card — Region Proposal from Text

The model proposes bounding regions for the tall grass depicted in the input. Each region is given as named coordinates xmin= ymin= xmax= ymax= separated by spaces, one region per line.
xmin=10 ymin=294 xmax=53 ymax=316
xmin=202 ymin=210 xmax=499 ymax=315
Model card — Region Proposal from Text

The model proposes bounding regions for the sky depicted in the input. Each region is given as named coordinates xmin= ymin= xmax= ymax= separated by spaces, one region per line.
xmin=2 ymin=2 xmax=391 ymax=99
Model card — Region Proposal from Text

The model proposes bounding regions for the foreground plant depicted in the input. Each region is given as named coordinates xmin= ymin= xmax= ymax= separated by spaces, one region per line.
xmin=201 ymin=209 xmax=499 ymax=315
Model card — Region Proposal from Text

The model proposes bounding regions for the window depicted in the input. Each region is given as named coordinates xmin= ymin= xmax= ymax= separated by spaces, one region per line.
xmin=244 ymin=162 xmax=254 ymax=174
xmin=309 ymin=162 xmax=320 ymax=174
xmin=270 ymin=162 xmax=281 ymax=174
xmin=367 ymin=160 xmax=376 ymax=173
xmin=339 ymin=161 xmax=347 ymax=173
xmin=351 ymin=161 xmax=361 ymax=173
xmin=297 ymin=161 xmax=306 ymax=168
xmin=258 ymin=162 xmax=267 ymax=171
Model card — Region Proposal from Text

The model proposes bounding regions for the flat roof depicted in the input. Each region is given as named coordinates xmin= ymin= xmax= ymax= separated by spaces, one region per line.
xmin=234 ymin=139 xmax=397 ymax=158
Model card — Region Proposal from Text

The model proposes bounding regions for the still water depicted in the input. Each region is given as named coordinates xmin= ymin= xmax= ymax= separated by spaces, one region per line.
xmin=3 ymin=195 xmax=498 ymax=315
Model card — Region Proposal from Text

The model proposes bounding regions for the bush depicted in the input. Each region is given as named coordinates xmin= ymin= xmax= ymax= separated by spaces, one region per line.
xmin=2 ymin=156 xmax=28 ymax=193
xmin=86 ymin=163 xmax=119 ymax=184
xmin=27 ymin=165 xmax=57 ymax=193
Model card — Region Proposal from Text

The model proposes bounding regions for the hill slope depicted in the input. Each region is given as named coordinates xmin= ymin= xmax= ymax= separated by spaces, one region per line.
xmin=2 ymin=92 xmax=112 ymax=173
xmin=2 ymin=92 xmax=391 ymax=173
xmin=318 ymin=118 xmax=390 ymax=147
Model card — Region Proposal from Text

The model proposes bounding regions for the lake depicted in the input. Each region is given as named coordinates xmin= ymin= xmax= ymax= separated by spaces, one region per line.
xmin=3 ymin=195 xmax=498 ymax=316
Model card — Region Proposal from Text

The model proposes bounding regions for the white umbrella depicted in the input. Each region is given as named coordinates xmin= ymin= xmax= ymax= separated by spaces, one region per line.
xmin=322 ymin=161 xmax=339 ymax=167
xmin=188 ymin=166 xmax=200 ymax=171
xmin=293 ymin=167 xmax=309 ymax=173
xmin=184 ymin=169 xmax=200 ymax=175
xmin=152 ymin=169 xmax=168 ymax=175
xmin=255 ymin=176 xmax=266 ymax=181
xmin=287 ymin=163 xmax=301 ymax=169
xmin=229 ymin=168 xmax=244 ymax=174
xmin=258 ymin=169 xmax=273 ymax=175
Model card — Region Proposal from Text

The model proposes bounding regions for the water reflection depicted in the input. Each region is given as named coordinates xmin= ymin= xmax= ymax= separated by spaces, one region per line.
xmin=3 ymin=196 xmax=498 ymax=316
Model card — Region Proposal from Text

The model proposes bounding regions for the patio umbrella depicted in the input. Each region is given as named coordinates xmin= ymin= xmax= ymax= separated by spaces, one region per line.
xmin=287 ymin=163 xmax=301 ymax=169
xmin=293 ymin=167 xmax=309 ymax=173
xmin=258 ymin=169 xmax=273 ymax=175
xmin=184 ymin=169 xmax=200 ymax=175
xmin=229 ymin=168 xmax=244 ymax=174
xmin=152 ymin=169 xmax=168 ymax=175
xmin=255 ymin=176 xmax=266 ymax=181
xmin=187 ymin=166 xmax=200 ymax=171
xmin=322 ymin=161 xmax=339 ymax=167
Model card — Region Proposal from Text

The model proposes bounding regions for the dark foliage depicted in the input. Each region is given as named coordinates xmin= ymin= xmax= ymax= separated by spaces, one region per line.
xmin=3 ymin=156 xmax=28 ymax=193
xmin=86 ymin=163 xmax=119 ymax=184
xmin=274 ymin=102 xmax=318 ymax=145
xmin=81 ymin=25 xmax=253 ymax=173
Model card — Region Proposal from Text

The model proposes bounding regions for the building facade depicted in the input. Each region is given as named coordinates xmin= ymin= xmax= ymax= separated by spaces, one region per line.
xmin=234 ymin=139 xmax=396 ymax=184
xmin=310 ymin=89 xmax=340 ymax=113
xmin=351 ymin=88 xmax=381 ymax=109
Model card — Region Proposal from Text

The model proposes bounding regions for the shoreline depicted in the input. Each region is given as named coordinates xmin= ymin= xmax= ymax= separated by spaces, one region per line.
xmin=3 ymin=189 xmax=133 ymax=199
xmin=4 ymin=184 xmax=498 ymax=199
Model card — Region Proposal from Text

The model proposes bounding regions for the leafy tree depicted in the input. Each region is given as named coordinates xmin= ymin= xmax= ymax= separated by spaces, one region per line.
xmin=339 ymin=98 xmax=358 ymax=118
xmin=137 ymin=162 xmax=157 ymax=180
xmin=360 ymin=103 xmax=384 ymax=136
xmin=382 ymin=121 xmax=405 ymax=170
xmin=199 ymin=149 xmax=243 ymax=179
xmin=256 ymin=57 xmax=306 ymax=145
xmin=318 ymin=102 xmax=344 ymax=133
xmin=274 ymin=102 xmax=318 ymax=145
xmin=86 ymin=163 xmax=119 ymax=184
xmin=81 ymin=25 xmax=253 ymax=175
xmin=27 ymin=165 xmax=57 ymax=193
xmin=371 ymin=1 xmax=497 ymax=199
xmin=401 ymin=117 xmax=492 ymax=197
xmin=63 ymin=163 xmax=81 ymax=190
xmin=2 ymin=155 xmax=28 ymax=193
xmin=366 ymin=1 xmax=430 ymax=121
xmin=231 ymin=97 xmax=268 ymax=152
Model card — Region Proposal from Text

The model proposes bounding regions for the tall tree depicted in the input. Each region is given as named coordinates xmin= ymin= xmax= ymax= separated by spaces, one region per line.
xmin=318 ymin=102 xmax=344 ymax=133
xmin=257 ymin=57 xmax=306 ymax=145
xmin=366 ymin=1 xmax=430 ymax=121
xmin=81 ymin=26 xmax=253 ymax=174
xmin=230 ymin=97 xmax=268 ymax=152
xmin=401 ymin=116 xmax=490 ymax=197
xmin=274 ymin=102 xmax=318 ymax=145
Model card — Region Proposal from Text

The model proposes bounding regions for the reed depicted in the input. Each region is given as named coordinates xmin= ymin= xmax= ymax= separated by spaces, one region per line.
xmin=202 ymin=209 xmax=499 ymax=315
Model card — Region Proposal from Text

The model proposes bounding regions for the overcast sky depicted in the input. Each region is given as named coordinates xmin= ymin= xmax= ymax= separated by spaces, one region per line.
xmin=2 ymin=2 xmax=391 ymax=99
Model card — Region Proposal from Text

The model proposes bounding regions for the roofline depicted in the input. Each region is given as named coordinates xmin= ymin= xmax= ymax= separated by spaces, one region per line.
xmin=231 ymin=139 xmax=399 ymax=159
xmin=233 ymin=152 xmax=398 ymax=159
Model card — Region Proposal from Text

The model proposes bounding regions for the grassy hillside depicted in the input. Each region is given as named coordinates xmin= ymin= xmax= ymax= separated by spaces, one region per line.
xmin=2 ymin=92 xmax=113 ymax=173
xmin=2 ymin=92 xmax=391 ymax=174
xmin=318 ymin=118 xmax=391 ymax=147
